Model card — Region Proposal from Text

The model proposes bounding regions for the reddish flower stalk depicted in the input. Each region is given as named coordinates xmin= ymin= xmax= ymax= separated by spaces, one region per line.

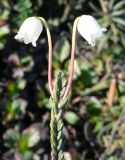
xmin=38 ymin=17 xmax=53 ymax=97
xmin=63 ymin=17 xmax=80 ymax=99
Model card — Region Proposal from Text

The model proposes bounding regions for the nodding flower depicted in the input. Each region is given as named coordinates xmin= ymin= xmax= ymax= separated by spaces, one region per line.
xmin=14 ymin=15 xmax=107 ymax=99
xmin=15 ymin=17 xmax=43 ymax=47
xmin=77 ymin=15 xmax=107 ymax=46
xmin=63 ymin=15 xmax=107 ymax=98
xmin=15 ymin=17 xmax=53 ymax=96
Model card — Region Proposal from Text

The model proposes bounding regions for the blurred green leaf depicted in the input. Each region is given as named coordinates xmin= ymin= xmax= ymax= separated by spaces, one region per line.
xmin=64 ymin=111 xmax=79 ymax=125
xmin=112 ymin=10 xmax=125 ymax=16
xmin=38 ymin=90 xmax=46 ymax=107
xmin=12 ymin=0 xmax=34 ymax=26
xmin=86 ymin=97 xmax=101 ymax=118
xmin=17 ymin=79 xmax=26 ymax=89
xmin=114 ymin=1 xmax=125 ymax=10
xmin=22 ymin=127 xmax=40 ymax=148
xmin=7 ymin=79 xmax=26 ymax=96
xmin=73 ymin=59 xmax=81 ymax=79
xmin=53 ymin=38 xmax=70 ymax=62
xmin=97 ymin=31 xmax=111 ymax=53
xmin=89 ymin=2 xmax=101 ymax=14
xmin=3 ymin=129 xmax=20 ymax=148
xmin=120 ymin=96 xmax=125 ymax=107
xmin=19 ymin=135 xmax=29 ymax=152
xmin=21 ymin=55 xmax=32 ymax=64
xmin=18 ymin=150 xmax=33 ymax=160
xmin=113 ymin=18 xmax=125 ymax=26
xmin=118 ymin=80 xmax=125 ymax=94
xmin=6 ymin=98 xmax=27 ymax=117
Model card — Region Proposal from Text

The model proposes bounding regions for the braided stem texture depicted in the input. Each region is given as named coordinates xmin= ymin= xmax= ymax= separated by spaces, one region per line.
xmin=50 ymin=72 xmax=68 ymax=160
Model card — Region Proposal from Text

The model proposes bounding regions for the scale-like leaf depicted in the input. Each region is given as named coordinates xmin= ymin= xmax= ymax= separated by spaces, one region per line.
xmin=113 ymin=18 xmax=125 ymax=26
xmin=114 ymin=1 xmax=125 ymax=10
xmin=112 ymin=10 xmax=125 ymax=16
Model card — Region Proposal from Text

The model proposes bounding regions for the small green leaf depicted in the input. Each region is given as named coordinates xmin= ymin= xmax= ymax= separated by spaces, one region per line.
xmin=19 ymin=135 xmax=29 ymax=152
xmin=12 ymin=98 xmax=27 ymax=115
xmin=64 ymin=111 xmax=79 ymax=125
xmin=6 ymin=98 xmax=27 ymax=116
xmin=86 ymin=97 xmax=101 ymax=117
xmin=20 ymin=150 xmax=33 ymax=160
xmin=23 ymin=127 xmax=41 ymax=147
xmin=17 ymin=79 xmax=26 ymax=90
xmin=54 ymin=38 xmax=70 ymax=62
xmin=3 ymin=129 xmax=20 ymax=148
xmin=21 ymin=55 xmax=32 ymax=64
xmin=118 ymin=80 xmax=125 ymax=94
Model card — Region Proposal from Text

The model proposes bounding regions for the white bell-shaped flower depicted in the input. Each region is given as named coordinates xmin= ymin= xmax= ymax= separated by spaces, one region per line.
xmin=77 ymin=15 xmax=107 ymax=46
xmin=15 ymin=17 xmax=43 ymax=47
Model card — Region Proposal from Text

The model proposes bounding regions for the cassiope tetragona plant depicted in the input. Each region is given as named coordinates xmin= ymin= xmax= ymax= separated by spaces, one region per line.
xmin=15 ymin=15 xmax=106 ymax=160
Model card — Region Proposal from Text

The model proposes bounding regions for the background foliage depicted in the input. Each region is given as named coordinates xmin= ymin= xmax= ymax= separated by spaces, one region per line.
xmin=0 ymin=0 xmax=125 ymax=159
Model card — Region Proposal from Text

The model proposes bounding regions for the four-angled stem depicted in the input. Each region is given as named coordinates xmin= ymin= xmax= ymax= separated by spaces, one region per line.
xmin=38 ymin=17 xmax=80 ymax=160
